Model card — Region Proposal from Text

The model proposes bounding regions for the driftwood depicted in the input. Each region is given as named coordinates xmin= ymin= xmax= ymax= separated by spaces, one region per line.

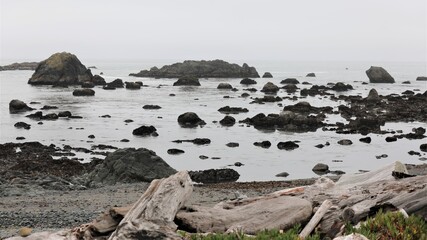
xmin=299 ymin=200 xmax=332 ymax=239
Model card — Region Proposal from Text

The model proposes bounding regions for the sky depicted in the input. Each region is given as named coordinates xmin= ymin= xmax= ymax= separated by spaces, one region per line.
xmin=0 ymin=0 xmax=426 ymax=62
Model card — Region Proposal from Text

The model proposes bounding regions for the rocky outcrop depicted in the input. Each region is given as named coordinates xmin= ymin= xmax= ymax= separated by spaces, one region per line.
xmin=188 ymin=168 xmax=239 ymax=183
xmin=129 ymin=60 xmax=259 ymax=78
xmin=91 ymin=75 xmax=106 ymax=85
xmin=177 ymin=112 xmax=206 ymax=127
xmin=241 ymin=112 xmax=325 ymax=132
xmin=173 ymin=76 xmax=201 ymax=86
xmin=416 ymin=76 xmax=427 ymax=81
xmin=28 ymin=52 xmax=93 ymax=85
xmin=331 ymin=82 xmax=353 ymax=91
xmin=72 ymin=89 xmax=95 ymax=96
xmin=240 ymin=78 xmax=257 ymax=85
xmin=105 ymin=79 xmax=124 ymax=89
xmin=9 ymin=99 xmax=34 ymax=113
xmin=365 ymin=66 xmax=395 ymax=83
xmin=261 ymin=82 xmax=279 ymax=94
xmin=262 ymin=72 xmax=273 ymax=78
xmin=0 ymin=62 xmax=39 ymax=71
xmin=366 ymin=88 xmax=380 ymax=102
xmin=283 ymin=102 xmax=333 ymax=115
xmin=86 ymin=148 xmax=177 ymax=185
xmin=125 ymin=82 xmax=141 ymax=89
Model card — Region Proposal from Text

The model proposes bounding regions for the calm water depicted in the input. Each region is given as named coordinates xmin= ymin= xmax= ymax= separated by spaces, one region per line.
xmin=1 ymin=60 xmax=426 ymax=181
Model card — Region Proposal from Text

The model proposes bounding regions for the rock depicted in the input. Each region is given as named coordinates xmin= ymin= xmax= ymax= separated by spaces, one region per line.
xmin=120 ymin=139 xmax=129 ymax=142
xmin=315 ymin=144 xmax=324 ymax=148
xmin=376 ymin=154 xmax=388 ymax=159
xmin=130 ymin=60 xmax=259 ymax=78
xmin=331 ymin=82 xmax=353 ymax=91
xmin=312 ymin=163 xmax=329 ymax=174
xmin=402 ymin=90 xmax=415 ymax=95
xmin=219 ymin=115 xmax=236 ymax=126
xmin=81 ymin=81 xmax=95 ymax=88
xmin=240 ymin=78 xmax=257 ymax=85
xmin=365 ymin=66 xmax=395 ymax=83
xmin=42 ymin=113 xmax=58 ymax=120
xmin=58 ymin=111 xmax=72 ymax=117
xmin=199 ymin=155 xmax=209 ymax=159
xmin=408 ymin=150 xmax=421 ymax=156
xmin=124 ymin=119 xmax=134 ymax=123
xmin=419 ymin=144 xmax=427 ymax=152
xmin=88 ymin=135 xmax=95 ymax=139
xmin=188 ymin=168 xmax=240 ymax=183
xmin=262 ymin=72 xmax=273 ymax=78
xmin=91 ymin=74 xmax=106 ymax=85
xmin=253 ymin=141 xmax=271 ymax=148
xmin=366 ymin=88 xmax=380 ymax=102
xmin=359 ymin=137 xmax=372 ymax=143
xmin=218 ymin=106 xmax=249 ymax=114
xmin=261 ymin=82 xmax=280 ymax=94
xmin=338 ymin=139 xmax=353 ymax=145
xmin=9 ymin=99 xmax=34 ymax=113
xmin=173 ymin=138 xmax=211 ymax=145
xmin=275 ymin=172 xmax=289 ymax=177
xmin=142 ymin=105 xmax=161 ymax=110
xmin=28 ymin=52 xmax=93 ymax=85
xmin=87 ymin=148 xmax=177 ymax=185
xmin=125 ymin=82 xmax=141 ymax=89
xmin=18 ymin=227 xmax=32 ymax=237
xmin=251 ymin=96 xmax=282 ymax=104
xmin=167 ymin=148 xmax=185 ymax=155
xmin=306 ymin=73 xmax=316 ymax=77
xmin=173 ymin=76 xmax=201 ymax=86
xmin=234 ymin=162 xmax=244 ymax=167
xmin=72 ymin=88 xmax=95 ymax=96
xmin=281 ymin=78 xmax=300 ymax=84
xmin=283 ymin=101 xmax=332 ymax=114
xmin=14 ymin=122 xmax=31 ymax=130
xmin=217 ymin=83 xmax=233 ymax=89
xmin=26 ymin=111 xmax=43 ymax=119
xmin=226 ymin=142 xmax=239 ymax=148
xmin=416 ymin=76 xmax=427 ymax=81
xmin=0 ymin=62 xmax=39 ymax=71
xmin=100 ymin=114 xmax=111 ymax=118
xmin=132 ymin=125 xmax=158 ymax=136
xmin=282 ymin=84 xmax=298 ymax=93
xmin=106 ymin=79 xmax=124 ymax=88
xmin=277 ymin=141 xmax=299 ymax=150
xmin=40 ymin=105 xmax=58 ymax=110
xmin=385 ymin=136 xmax=397 ymax=142
xmin=402 ymin=81 xmax=411 ymax=84
xmin=177 ymin=112 xmax=206 ymax=127
xmin=16 ymin=137 xmax=25 ymax=140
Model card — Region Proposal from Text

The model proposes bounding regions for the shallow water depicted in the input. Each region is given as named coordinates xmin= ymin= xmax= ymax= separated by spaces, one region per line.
xmin=1 ymin=60 xmax=426 ymax=181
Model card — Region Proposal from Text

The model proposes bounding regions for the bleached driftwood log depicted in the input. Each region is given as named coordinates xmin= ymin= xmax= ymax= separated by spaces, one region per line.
xmin=299 ymin=200 xmax=332 ymax=239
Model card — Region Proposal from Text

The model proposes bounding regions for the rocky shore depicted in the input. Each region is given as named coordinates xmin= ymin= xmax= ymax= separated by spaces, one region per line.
xmin=0 ymin=62 xmax=39 ymax=71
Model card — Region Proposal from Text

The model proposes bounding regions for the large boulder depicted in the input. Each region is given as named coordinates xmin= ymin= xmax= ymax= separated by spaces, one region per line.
xmin=28 ymin=52 xmax=93 ymax=85
xmin=366 ymin=88 xmax=380 ymax=102
xmin=129 ymin=60 xmax=259 ymax=78
xmin=86 ymin=148 xmax=177 ymax=185
xmin=132 ymin=125 xmax=158 ymax=136
xmin=177 ymin=112 xmax=206 ymax=127
xmin=173 ymin=76 xmax=201 ymax=86
xmin=9 ymin=99 xmax=34 ymax=113
xmin=365 ymin=66 xmax=395 ymax=83
xmin=261 ymin=82 xmax=279 ymax=94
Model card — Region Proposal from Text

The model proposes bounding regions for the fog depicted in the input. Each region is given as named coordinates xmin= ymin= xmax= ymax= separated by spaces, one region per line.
xmin=1 ymin=0 xmax=426 ymax=62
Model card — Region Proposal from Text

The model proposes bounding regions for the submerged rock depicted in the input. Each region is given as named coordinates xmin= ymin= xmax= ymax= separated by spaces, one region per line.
xmin=143 ymin=105 xmax=161 ymax=110
xmin=365 ymin=66 xmax=395 ymax=83
xmin=129 ymin=60 xmax=259 ymax=78
xmin=173 ymin=76 xmax=201 ymax=86
xmin=105 ymin=79 xmax=124 ymax=88
xmin=167 ymin=148 xmax=185 ymax=155
xmin=188 ymin=168 xmax=240 ymax=183
xmin=14 ymin=122 xmax=31 ymax=130
xmin=125 ymin=82 xmax=141 ymax=89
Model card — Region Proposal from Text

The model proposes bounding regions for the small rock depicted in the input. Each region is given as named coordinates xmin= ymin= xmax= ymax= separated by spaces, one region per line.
xmin=306 ymin=73 xmax=316 ymax=77
xmin=420 ymin=144 xmax=427 ymax=152
xmin=281 ymin=78 xmax=299 ymax=84
xmin=376 ymin=154 xmax=388 ymax=159
xmin=14 ymin=122 xmax=31 ymax=130
xmin=261 ymin=82 xmax=280 ymax=94
xmin=226 ymin=142 xmax=239 ymax=148
xmin=143 ymin=105 xmax=161 ymax=110
xmin=234 ymin=162 xmax=244 ymax=167
xmin=408 ymin=150 xmax=421 ymax=156
xmin=73 ymin=88 xmax=95 ymax=96
xmin=315 ymin=144 xmax=324 ymax=149
xmin=16 ymin=137 xmax=25 ymax=140
xmin=217 ymin=83 xmax=233 ymax=89
xmin=338 ymin=139 xmax=353 ymax=145
xmin=240 ymin=78 xmax=257 ymax=85
xmin=124 ymin=119 xmax=133 ymax=123
xmin=18 ymin=227 xmax=32 ymax=237
xmin=385 ymin=136 xmax=397 ymax=142
xmin=132 ymin=125 xmax=158 ymax=136
xmin=120 ymin=139 xmax=130 ymax=142
xmin=177 ymin=112 xmax=206 ymax=127
xmin=253 ymin=141 xmax=271 ymax=148
xmin=167 ymin=148 xmax=185 ymax=155
xmin=173 ymin=76 xmax=201 ymax=86
xmin=312 ymin=163 xmax=329 ymax=174
xmin=199 ymin=155 xmax=209 ymax=160
xmin=219 ymin=116 xmax=236 ymax=126
xmin=275 ymin=172 xmax=289 ymax=177
xmin=277 ymin=141 xmax=299 ymax=150
xmin=88 ymin=135 xmax=95 ymax=139
xmin=416 ymin=76 xmax=427 ymax=81
xmin=359 ymin=137 xmax=371 ymax=143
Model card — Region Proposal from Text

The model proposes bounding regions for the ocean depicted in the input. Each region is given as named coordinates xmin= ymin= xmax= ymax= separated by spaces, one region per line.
xmin=1 ymin=60 xmax=426 ymax=181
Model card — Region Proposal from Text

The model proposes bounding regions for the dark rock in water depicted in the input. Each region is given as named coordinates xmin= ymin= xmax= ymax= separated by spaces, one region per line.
xmin=16 ymin=137 xmax=25 ymax=140
xmin=129 ymin=60 xmax=259 ymax=78
xmin=241 ymin=93 xmax=250 ymax=97
xmin=366 ymin=88 xmax=380 ymax=102
xmin=402 ymin=90 xmax=414 ymax=95
xmin=0 ymin=62 xmax=39 ymax=71
xmin=302 ymin=81 xmax=311 ymax=85
xmin=87 ymin=148 xmax=177 ymax=185
xmin=103 ymin=86 xmax=116 ymax=90
xmin=244 ymin=88 xmax=258 ymax=92
xmin=331 ymin=82 xmax=353 ymax=91
xmin=73 ymin=88 xmax=95 ymax=96
xmin=413 ymin=127 xmax=426 ymax=136
xmin=281 ymin=78 xmax=300 ymax=84
xmin=338 ymin=139 xmax=353 ymax=145
xmin=42 ymin=113 xmax=59 ymax=120
xmin=359 ymin=137 xmax=372 ymax=143
xmin=81 ymin=82 xmax=95 ymax=88
xmin=275 ymin=172 xmax=289 ymax=177
xmin=14 ymin=122 xmax=31 ymax=130
xmin=132 ymin=125 xmax=158 ymax=136
xmin=69 ymin=115 xmax=82 ymax=119
xmin=167 ymin=148 xmax=185 ymax=155
xmin=226 ymin=142 xmax=239 ymax=148
xmin=173 ymin=138 xmax=211 ymax=145
xmin=277 ymin=141 xmax=299 ymax=150
xmin=177 ymin=112 xmax=206 ymax=127
xmin=88 ymin=135 xmax=95 ymax=139
xmin=251 ymin=96 xmax=282 ymax=104
xmin=173 ymin=76 xmax=201 ymax=86
xmin=26 ymin=111 xmax=43 ymax=119
xmin=100 ymin=115 xmax=111 ymax=118
xmin=376 ymin=154 xmax=388 ymax=159
xmin=408 ymin=150 xmax=421 ymax=156
xmin=188 ymin=168 xmax=240 ymax=184
xmin=199 ymin=155 xmax=209 ymax=159
xmin=347 ymin=117 xmax=384 ymax=134
xmin=217 ymin=83 xmax=233 ymax=89
xmin=402 ymin=81 xmax=411 ymax=84
xmin=240 ymin=78 xmax=257 ymax=85
xmin=125 ymin=82 xmax=141 ymax=89
xmin=91 ymin=75 xmax=106 ymax=85
xmin=420 ymin=144 xmax=427 ymax=152
xmin=385 ymin=136 xmax=397 ymax=142
xmin=124 ymin=119 xmax=134 ymax=123
xmin=106 ymin=79 xmax=124 ymax=88
xmin=28 ymin=52 xmax=93 ymax=85
xmin=306 ymin=73 xmax=316 ymax=77
xmin=282 ymin=84 xmax=298 ymax=93
xmin=120 ymin=139 xmax=129 ymax=142
xmin=416 ymin=76 xmax=427 ymax=81
xmin=9 ymin=99 xmax=34 ymax=113
xmin=219 ymin=115 xmax=236 ymax=126
xmin=234 ymin=162 xmax=244 ymax=167
xmin=218 ymin=106 xmax=249 ymax=114
xmin=365 ymin=66 xmax=395 ymax=83
xmin=315 ymin=144 xmax=324 ymax=148
xmin=312 ymin=163 xmax=329 ymax=174
xmin=283 ymin=101 xmax=333 ymax=114
xmin=143 ymin=105 xmax=161 ymax=110
xmin=262 ymin=72 xmax=273 ymax=78
xmin=40 ymin=105 xmax=58 ymax=110
xmin=253 ymin=141 xmax=271 ymax=148
xmin=261 ymin=82 xmax=279 ymax=94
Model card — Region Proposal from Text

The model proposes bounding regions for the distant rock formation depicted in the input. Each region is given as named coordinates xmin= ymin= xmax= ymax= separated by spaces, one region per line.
xmin=416 ymin=76 xmax=427 ymax=81
xmin=262 ymin=72 xmax=273 ymax=78
xmin=365 ymin=66 xmax=395 ymax=83
xmin=28 ymin=52 xmax=95 ymax=86
xmin=0 ymin=62 xmax=39 ymax=71
xmin=129 ymin=60 xmax=259 ymax=78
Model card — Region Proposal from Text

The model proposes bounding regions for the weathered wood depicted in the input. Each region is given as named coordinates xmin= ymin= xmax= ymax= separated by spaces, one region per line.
xmin=108 ymin=171 xmax=193 ymax=240
xmin=299 ymin=200 xmax=332 ymax=239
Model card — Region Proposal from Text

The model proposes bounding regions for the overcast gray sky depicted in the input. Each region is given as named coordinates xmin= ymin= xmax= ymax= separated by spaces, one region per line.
xmin=1 ymin=0 xmax=426 ymax=62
